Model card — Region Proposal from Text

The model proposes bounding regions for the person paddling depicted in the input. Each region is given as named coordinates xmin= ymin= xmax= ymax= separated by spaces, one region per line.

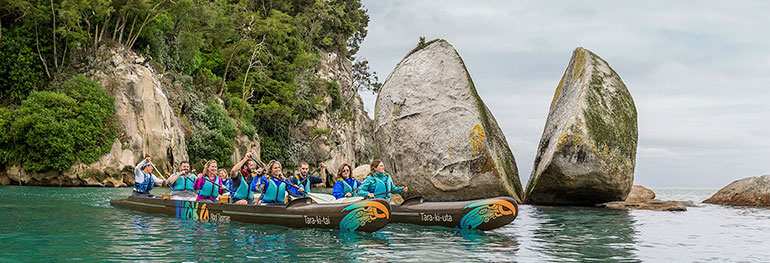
xmin=357 ymin=160 xmax=407 ymax=202
xmin=254 ymin=160 xmax=301 ymax=205
xmin=193 ymin=160 xmax=225 ymax=202
xmin=332 ymin=163 xmax=360 ymax=199
xmin=167 ymin=161 xmax=197 ymax=201
xmin=229 ymin=153 xmax=258 ymax=204
xmin=133 ymin=157 xmax=166 ymax=198
xmin=289 ymin=162 xmax=326 ymax=197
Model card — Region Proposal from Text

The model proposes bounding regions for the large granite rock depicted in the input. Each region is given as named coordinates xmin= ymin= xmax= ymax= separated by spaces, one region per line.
xmin=704 ymin=175 xmax=770 ymax=206
xmin=373 ymin=39 xmax=523 ymax=202
xmin=525 ymin=47 xmax=638 ymax=205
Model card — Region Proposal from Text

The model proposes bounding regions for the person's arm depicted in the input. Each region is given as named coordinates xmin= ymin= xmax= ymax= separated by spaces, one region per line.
xmin=309 ymin=175 xmax=324 ymax=185
xmin=151 ymin=173 xmax=164 ymax=186
xmin=332 ymin=181 xmax=344 ymax=199
xmin=231 ymin=153 xmax=252 ymax=177
xmin=167 ymin=171 xmax=182 ymax=185
xmin=357 ymin=177 xmax=374 ymax=197
xmin=193 ymin=177 xmax=205 ymax=191
xmin=134 ymin=159 xmax=149 ymax=184
xmin=288 ymin=176 xmax=300 ymax=195
xmin=217 ymin=178 xmax=225 ymax=195
xmin=389 ymin=177 xmax=405 ymax=194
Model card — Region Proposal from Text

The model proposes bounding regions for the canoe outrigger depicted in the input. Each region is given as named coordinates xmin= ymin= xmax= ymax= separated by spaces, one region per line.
xmin=390 ymin=196 xmax=518 ymax=231
xmin=110 ymin=195 xmax=391 ymax=233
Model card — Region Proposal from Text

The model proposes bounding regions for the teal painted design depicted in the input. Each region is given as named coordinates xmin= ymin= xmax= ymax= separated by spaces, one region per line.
xmin=339 ymin=201 xmax=389 ymax=232
xmin=459 ymin=199 xmax=516 ymax=230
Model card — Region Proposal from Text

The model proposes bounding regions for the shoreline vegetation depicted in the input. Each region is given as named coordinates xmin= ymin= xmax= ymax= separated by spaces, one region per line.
xmin=1 ymin=0 xmax=378 ymax=187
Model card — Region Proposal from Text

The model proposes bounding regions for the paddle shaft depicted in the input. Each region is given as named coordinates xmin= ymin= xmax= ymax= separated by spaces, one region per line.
xmin=202 ymin=175 xmax=235 ymax=193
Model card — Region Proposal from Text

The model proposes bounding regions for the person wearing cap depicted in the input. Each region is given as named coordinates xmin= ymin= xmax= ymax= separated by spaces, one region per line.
xmin=133 ymin=157 xmax=166 ymax=198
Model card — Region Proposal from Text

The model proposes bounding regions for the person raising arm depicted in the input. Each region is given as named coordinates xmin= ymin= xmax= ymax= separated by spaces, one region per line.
xmin=133 ymin=157 xmax=165 ymax=198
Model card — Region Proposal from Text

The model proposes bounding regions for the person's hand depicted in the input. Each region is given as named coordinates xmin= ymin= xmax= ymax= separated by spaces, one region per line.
xmin=403 ymin=187 xmax=408 ymax=192
xmin=344 ymin=193 xmax=352 ymax=197
xmin=245 ymin=152 xmax=252 ymax=159
xmin=256 ymin=168 xmax=264 ymax=174
xmin=367 ymin=193 xmax=375 ymax=199
xmin=298 ymin=188 xmax=305 ymax=194
xmin=145 ymin=157 xmax=151 ymax=162
xmin=319 ymin=162 xmax=326 ymax=168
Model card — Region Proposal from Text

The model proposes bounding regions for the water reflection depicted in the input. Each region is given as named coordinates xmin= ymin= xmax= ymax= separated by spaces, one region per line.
xmin=530 ymin=206 xmax=640 ymax=262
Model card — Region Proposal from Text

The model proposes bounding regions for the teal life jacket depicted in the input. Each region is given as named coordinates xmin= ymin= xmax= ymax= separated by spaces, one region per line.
xmin=372 ymin=172 xmax=393 ymax=200
xmin=295 ymin=174 xmax=312 ymax=195
xmin=134 ymin=172 xmax=154 ymax=192
xmin=341 ymin=179 xmax=359 ymax=196
xmin=197 ymin=176 xmax=221 ymax=198
xmin=171 ymin=173 xmax=195 ymax=192
xmin=233 ymin=173 xmax=254 ymax=200
xmin=263 ymin=178 xmax=287 ymax=203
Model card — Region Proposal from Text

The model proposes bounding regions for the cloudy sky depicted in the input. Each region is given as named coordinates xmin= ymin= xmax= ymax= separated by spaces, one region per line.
xmin=355 ymin=0 xmax=770 ymax=188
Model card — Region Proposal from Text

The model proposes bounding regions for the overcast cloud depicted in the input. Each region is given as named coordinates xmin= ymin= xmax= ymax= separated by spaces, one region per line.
xmin=355 ymin=0 xmax=770 ymax=188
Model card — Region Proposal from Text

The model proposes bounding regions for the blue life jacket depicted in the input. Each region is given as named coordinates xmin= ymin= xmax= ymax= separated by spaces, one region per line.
xmin=371 ymin=172 xmax=393 ymax=199
xmin=263 ymin=178 xmax=287 ymax=203
xmin=233 ymin=173 xmax=254 ymax=200
xmin=171 ymin=173 xmax=195 ymax=192
xmin=197 ymin=176 xmax=221 ymax=198
xmin=294 ymin=174 xmax=312 ymax=196
xmin=134 ymin=172 xmax=154 ymax=192
xmin=340 ymin=178 xmax=359 ymax=196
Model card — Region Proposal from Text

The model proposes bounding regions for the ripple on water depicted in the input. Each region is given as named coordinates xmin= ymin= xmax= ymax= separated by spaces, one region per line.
xmin=2 ymin=186 xmax=770 ymax=262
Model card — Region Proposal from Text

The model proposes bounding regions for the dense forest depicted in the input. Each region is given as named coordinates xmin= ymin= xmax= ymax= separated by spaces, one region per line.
xmin=0 ymin=0 xmax=380 ymax=172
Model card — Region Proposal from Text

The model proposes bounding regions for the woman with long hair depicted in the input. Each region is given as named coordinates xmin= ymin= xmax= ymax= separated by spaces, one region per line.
xmin=357 ymin=160 xmax=407 ymax=202
xmin=193 ymin=160 xmax=226 ymax=202
xmin=253 ymin=160 xmax=300 ymax=205
xmin=332 ymin=163 xmax=360 ymax=199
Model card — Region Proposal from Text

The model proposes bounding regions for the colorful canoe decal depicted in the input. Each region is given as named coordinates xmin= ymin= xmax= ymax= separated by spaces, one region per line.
xmin=175 ymin=200 xmax=210 ymax=222
xmin=459 ymin=199 xmax=516 ymax=230
xmin=339 ymin=201 xmax=389 ymax=232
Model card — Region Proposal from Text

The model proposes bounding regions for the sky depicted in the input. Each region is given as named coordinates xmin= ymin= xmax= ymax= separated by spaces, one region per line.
xmin=355 ymin=0 xmax=770 ymax=188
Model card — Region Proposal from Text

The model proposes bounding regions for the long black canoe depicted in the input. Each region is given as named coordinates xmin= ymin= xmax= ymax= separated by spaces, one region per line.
xmin=110 ymin=196 xmax=391 ymax=233
xmin=390 ymin=196 xmax=518 ymax=231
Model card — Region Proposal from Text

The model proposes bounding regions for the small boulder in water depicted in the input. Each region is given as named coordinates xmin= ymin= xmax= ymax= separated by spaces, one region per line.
xmin=704 ymin=175 xmax=770 ymax=206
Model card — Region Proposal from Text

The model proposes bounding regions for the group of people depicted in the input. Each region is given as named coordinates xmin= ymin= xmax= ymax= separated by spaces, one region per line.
xmin=131 ymin=153 xmax=407 ymax=205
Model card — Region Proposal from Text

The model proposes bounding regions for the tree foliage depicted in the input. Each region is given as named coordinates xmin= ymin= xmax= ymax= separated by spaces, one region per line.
xmin=1 ymin=0 xmax=375 ymax=171
xmin=10 ymin=75 xmax=116 ymax=172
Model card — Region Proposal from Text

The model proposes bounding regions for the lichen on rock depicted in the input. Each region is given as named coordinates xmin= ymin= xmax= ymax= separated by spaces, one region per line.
xmin=525 ymin=47 xmax=638 ymax=205
xmin=374 ymin=39 xmax=522 ymax=202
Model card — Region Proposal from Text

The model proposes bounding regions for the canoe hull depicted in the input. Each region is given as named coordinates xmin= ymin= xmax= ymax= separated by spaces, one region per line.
xmin=110 ymin=196 xmax=391 ymax=233
xmin=391 ymin=196 xmax=518 ymax=231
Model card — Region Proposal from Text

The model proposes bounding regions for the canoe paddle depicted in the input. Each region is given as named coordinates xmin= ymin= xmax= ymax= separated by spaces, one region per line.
xmin=201 ymin=176 xmax=236 ymax=194
xmin=149 ymin=163 xmax=168 ymax=185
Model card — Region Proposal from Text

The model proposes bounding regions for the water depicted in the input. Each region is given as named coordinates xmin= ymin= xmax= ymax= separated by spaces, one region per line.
xmin=1 ymin=186 xmax=769 ymax=262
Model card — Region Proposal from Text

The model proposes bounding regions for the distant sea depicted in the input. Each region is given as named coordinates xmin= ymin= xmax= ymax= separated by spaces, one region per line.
xmin=1 ymin=186 xmax=768 ymax=262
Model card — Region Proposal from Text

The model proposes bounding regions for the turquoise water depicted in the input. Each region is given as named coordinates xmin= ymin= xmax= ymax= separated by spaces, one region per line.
xmin=1 ymin=186 xmax=769 ymax=262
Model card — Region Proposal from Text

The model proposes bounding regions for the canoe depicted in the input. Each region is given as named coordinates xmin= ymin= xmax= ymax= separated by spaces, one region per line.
xmin=391 ymin=196 xmax=518 ymax=231
xmin=110 ymin=195 xmax=391 ymax=233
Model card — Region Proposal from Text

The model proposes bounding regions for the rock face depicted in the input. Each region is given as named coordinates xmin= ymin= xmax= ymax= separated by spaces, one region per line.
xmin=525 ymin=47 xmax=638 ymax=205
xmin=0 ymin=47 xmax=188 ymax=186
xmin=373 ymin=39 xmax=523 ymax=202
xmin=291 ymin=51 xmax=376 ymax=181
xmin=352 ymin=164 xmax=371 ymax=182
xmin=90 ymin=46 xmax=189 ymax=175
xmin=704 ymin=175 xmax=770 ymax=206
